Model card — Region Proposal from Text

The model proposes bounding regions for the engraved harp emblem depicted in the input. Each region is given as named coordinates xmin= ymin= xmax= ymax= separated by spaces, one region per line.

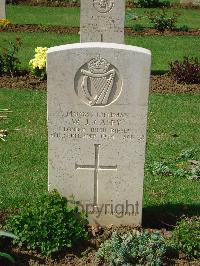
xmin=75 ymin=55 xmax=122 ymax=107
xmin=81 ymin=56 xmax=115 ymax=106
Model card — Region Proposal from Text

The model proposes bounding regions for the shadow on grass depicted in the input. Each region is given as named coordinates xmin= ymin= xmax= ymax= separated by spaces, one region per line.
xmin=143 ymin=203 xmax=200 ymax=229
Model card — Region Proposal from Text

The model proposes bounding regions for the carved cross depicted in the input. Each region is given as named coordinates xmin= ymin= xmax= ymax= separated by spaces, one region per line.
xmin=75 ymin=144 xmax=117 ymax=206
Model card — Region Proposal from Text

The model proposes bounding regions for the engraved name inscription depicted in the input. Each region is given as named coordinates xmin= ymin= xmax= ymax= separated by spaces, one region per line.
xmin=82 ymin=15 xmax=122 ymax=32
xmin=51 ymin=111 xmax=145 ymax=142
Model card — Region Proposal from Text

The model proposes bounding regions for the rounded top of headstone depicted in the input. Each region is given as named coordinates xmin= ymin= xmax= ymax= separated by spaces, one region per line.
xmin=47 ymin=43 xmax=151 ymax=57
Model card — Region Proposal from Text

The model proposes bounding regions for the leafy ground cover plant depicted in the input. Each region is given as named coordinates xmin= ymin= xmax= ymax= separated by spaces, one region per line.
xmin=147 ymin=9 xmax=179 ymax=32
xmin=6 ymin=191 xmax=88 ymax=257
xmin=29 ymin=46 xmax=48 ymax=80
xmin=151 ymin=148 xmax=200 ymax=181
xmin=170 ymin=57 xmax=200 ymax=84
xmin=0 ymin=230 xmax=16 ymax=264
xmin=96 ymin=230 xmax=175 ymax=266
xmin=0 ymin=37 xmax=22 ymax=76
xmin=172 ymin=217 xmax=200 ymax=259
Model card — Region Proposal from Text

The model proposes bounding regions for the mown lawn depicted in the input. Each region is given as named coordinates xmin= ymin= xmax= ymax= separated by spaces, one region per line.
xmin=0 ymin=89 xmax=199 ymax=216
xmin=0 ymin=32 xmax=199 ymax=72
xmin=6 ymin=5 xmax=200 ymax=29
xmin=125 ymin=7 xmax=200 ymax=29
xmin=0 ymin=89 xmax=47 ymax=210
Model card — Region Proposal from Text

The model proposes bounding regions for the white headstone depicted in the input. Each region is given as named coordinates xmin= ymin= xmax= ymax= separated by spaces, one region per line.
xmin=80 ymin=0 xmax=125 ymax=43
xmin=0 ymin=0 xmax=6 ymax=19
xmin=47 ymin=43 xmax=151 ymax=226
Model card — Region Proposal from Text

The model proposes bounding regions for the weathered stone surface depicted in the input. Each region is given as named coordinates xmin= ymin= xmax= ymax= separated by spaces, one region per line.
xmin=80 ymin=0 xmax=125 ymax=43
xmin=47 ymin=43 xmax=151 ymax=226
xmin=0 ymin=0 xmax=6 ymax=19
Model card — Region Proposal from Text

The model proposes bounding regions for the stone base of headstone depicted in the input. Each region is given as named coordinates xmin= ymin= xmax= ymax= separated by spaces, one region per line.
xmin=47 ymin=42 xmax=151 ymax=226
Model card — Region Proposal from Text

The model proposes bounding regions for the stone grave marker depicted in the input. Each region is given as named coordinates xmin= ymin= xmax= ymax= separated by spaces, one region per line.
xmin=47 ymin=42 xmax=151 ymax=226
xmin=0 ymin=0 xmax=6 ymax=19
xmin=80 ymin=0 xmax=125 ymax=43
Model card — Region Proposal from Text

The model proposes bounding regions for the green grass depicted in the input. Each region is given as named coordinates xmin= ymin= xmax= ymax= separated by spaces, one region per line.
xmin=0 ymin=89 xmax=200 ymax=215
xmin=144 ymin=94 xmax=200 ymax=209
xmin=7 ymin=6 xmax=80 ymax=27
xmin=0 ymin=89 xmax=47 ymax=209
xmin=6 ymin=5 xmax=200 ymax=29
xmin=125 ymin=8 xmax=200 ymax=29
xmin=126 ymin=35 xmax=200 ymax=72
xmin=0 ymin=32 xmax=199 ymax=72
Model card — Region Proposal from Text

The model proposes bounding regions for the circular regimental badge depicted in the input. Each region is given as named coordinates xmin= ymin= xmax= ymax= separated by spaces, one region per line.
xmin=93 ymin=0 xmax=114 ymax=13
xmin=74 ymin=55 xmax=122 ymax=107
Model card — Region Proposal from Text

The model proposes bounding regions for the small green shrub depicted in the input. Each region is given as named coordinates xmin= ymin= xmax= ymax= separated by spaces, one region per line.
xmin=96 ymin=230 xmax=174 ymax=266
xmin=6 ymin=191 xmax=88 ymax=257
xmin=170 ymin=57 xmax=200 ymax=84
xmin=147 ymin=9 xmax=179 ymax=32
xmin=0 ymin=230 xmax=16 ymax=264
xmin=172 ymin=217 xmax=200 ymax=259
xmin=0 ymin=37 xmax=21 ymax=76
xmin=136 ymin=0 xmax=170 ymax=8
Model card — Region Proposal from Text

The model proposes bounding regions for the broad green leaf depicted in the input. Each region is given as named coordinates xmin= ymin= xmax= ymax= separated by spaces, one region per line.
xmin=0 ymin=252 xmax=15 ymax=263
xmin=0 ymin=231 xmax=16 ymax=239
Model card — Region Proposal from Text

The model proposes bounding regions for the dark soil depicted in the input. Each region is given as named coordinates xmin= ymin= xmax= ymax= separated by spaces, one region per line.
xmin=6 ymin=0 xmax=81 ymax=8
xmin=1 ymin=73 xmax=200 ymax=93
xmin=151 ymin=74 xmax=200 ymax=93
xmin=0 ymin=73 xmax=47 ymax=91
xmin=0 ymin=24 xmax=80 ymax=35
xmin=1 ymin=24 xmax=200 ymax=37
xmin=125 ymin=28 xmax=200 ymax=37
